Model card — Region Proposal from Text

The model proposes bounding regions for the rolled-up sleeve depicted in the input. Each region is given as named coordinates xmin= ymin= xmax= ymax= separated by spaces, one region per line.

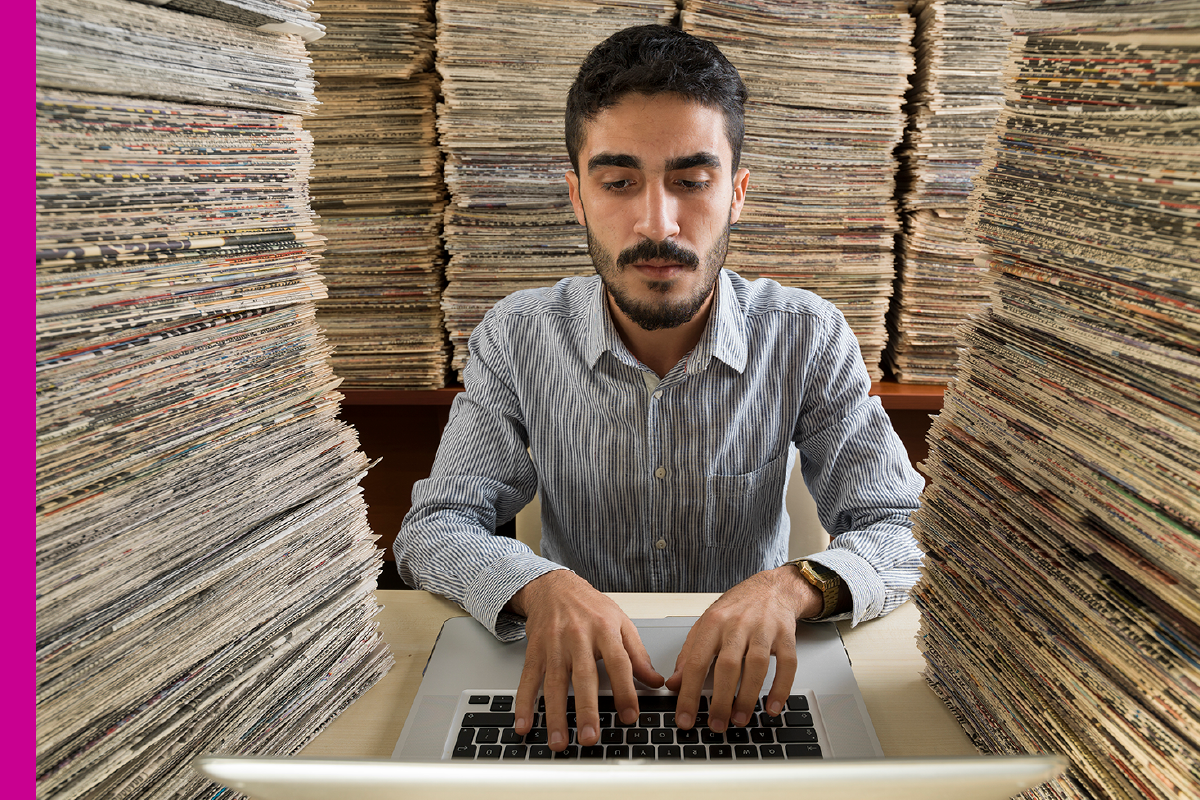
xmin=793 ymin=306 xmax=925 ymax=626
xmin=395 ymin=306 xmax=566 ymax=641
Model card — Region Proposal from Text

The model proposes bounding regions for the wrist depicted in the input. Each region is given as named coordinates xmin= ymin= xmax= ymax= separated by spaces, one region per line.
xmin=785 ymin=558 xmax=843 ymax=620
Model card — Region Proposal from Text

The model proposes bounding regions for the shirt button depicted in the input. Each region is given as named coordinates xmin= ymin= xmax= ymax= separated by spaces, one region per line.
xmin=654 ymin=466 xmax=666 ymax=479
xmin=655 ymin=539 xmax=667 ymax=550
xmin=653 ymin=390 xmax=663 ymax=400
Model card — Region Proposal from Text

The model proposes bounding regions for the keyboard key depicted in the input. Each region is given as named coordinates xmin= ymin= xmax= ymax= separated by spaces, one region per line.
xmin=776 ymin=727 xmax=818 ymax=743
xmin=683 ymin=745 xmax=707 ymax=759
xmin=601 ymin=729 xmax=623 ymax=745
xmin=452 ymin=744 xmax=476 ymax=759
xmin=599 ymin=713 xmax=612 ymax=727
xmin=639 ymin=712 xmax=660 ymax=728
xmin=676 ymin=728 xmax=699 ymax=744
xmin=786 ymin=743 xmax=822 ymax=758
xmin=455 ymin=728 xmax=474 ymax=747
xmin=663 ymin=713 xmax=676 ymax=728
xmin=580 ymin=745 xmax=604 ymax=759
xmin=554 ymin=746 xmax=578 ymax=759
xmin=526 ymin=729 xmax=548 ymax=744
xmin=698 ymin=696 xmax=709 ymax=712
xmin=787 ymin=695 xmax=809 ymax=711
xmin=784 ymin=711 xmax=814 ymax=728
xmin=504 ymin=745 xmax=527 ymax=759
xmin=657 ymin=745 xmax=682 ymax=760
xmin=651 ymin=728 xmax=673 ymax=745
xmin=478 ymin=745 xmax=502 ymax=759
xmin=710 ymin=745 xmax=733 ymax=759
xmin=750 ymin=728 xmax=774 ymax=744
xmin=626 ymin=728 xmax=649 ymax=745
xmin=638 ymin=696 xmax=679 ymax=712
xmin=500 ymin=728 xmax=524 ymax=744
xmin=701 ymin=729 xmax=724 ymax=744
xmin=491 ymin=697 xmax=513 ymax=712
xmin=632 ymin=745 xmax=656 ymax=759
xmin=760 ymin=714 xmax=783 ymax=728
xmin=475 ymin=728 xmax=499 ymax=744
xmin=529 ymin=745 xmax=552 ymax=759
xmin=469 ymin=695 xmax=490 ymax=705
xmin=566 ymin=712 xmax=577 ymax=728
xmin=461 ymin=712 xmax=515 ymax=727
xmin=726 ymin=728 xmax=749 ymax=744
xmin=598 ymin=696 xmax=618 ymax=712
xmin=760 ymin=744 xmax=784 ymax=758
xmin=734 ymin=744 xmax=758 ymax=759
xmin=606 ymin=745 xmax=629 ymax=759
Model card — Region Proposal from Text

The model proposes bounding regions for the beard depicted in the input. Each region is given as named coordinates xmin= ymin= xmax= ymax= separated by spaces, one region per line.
xmin=588 ymin=221 xmax=730 ymax=332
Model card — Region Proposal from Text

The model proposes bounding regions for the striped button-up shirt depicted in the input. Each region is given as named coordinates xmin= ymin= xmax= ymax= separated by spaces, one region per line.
xmin=396 ymin=269 xmax=924 ymax=641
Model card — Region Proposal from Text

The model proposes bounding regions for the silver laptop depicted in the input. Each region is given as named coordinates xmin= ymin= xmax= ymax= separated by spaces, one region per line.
xmin=393 ymin=614 xmax=880 ymax=761
xmin=194 ymin=615 xmax=1067 ymax=798
xmin=195 ymin=755 xmax=1068 ymax=800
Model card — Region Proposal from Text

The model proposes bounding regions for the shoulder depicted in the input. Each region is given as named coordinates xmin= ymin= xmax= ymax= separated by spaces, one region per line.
xmin=723 ymin=270 xmax=842 ymax=326
xmin=487 ymin=275 xmax=600 ymax=322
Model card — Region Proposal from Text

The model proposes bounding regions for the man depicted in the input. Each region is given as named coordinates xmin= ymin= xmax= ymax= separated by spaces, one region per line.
xmin=397 ymin=25 xmax=923 ymax=754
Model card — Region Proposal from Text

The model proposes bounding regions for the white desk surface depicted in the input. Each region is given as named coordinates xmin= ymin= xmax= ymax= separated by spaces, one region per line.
xmin=302 ymin=591 xmax=977 ymax=759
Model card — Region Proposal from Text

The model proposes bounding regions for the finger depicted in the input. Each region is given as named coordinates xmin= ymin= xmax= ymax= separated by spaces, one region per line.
xmin=572 ymin=655 xmax=602 ymax=747
xmin=542 ymin=655 xmax=572 ymax=751
xmin=601 ymin=621 xmax=642 ymax=726
xmin=731 ymin=634 xmax=772 ymax=728
xmin=708 ymin=634 xmax=749 ymax=733
xmin=624 ymin=623 xmax=665 ymax=690
xmin=514 ymin=654 xmax=544 ymax=735
xmin=764 ymin=633 xmax=798 ymax=718
xmin=672 ymin=630 xmax=719 ymax=731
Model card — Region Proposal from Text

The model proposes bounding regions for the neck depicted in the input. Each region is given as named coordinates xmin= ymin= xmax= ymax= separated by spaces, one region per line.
xmin=606 ymin=285 xmax=716 ymax=379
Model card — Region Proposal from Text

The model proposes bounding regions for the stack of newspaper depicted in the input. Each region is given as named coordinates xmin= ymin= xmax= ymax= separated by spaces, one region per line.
xmin=435 ymin=0 xmax=677 ymax=380
xmin=35 ymin=1 xmax=392 ymax=798
xmin=681 ymin=0 xmax=917 ymax=380
xmin=913 ymin=3 xmax=1200 ymax=798
xmin=887 ymin=0 xmax=1007 ymax=384
xmin=306 ymin=0 xmax=450 ymax=389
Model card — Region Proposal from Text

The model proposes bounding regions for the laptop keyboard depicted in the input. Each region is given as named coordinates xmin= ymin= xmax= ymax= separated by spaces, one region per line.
xmin=447 ymin=690 xmax=823 ymax=760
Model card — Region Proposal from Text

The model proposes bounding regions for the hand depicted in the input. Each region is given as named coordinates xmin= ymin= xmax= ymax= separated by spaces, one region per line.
xmin=664 ymin=565 xmax=821 ymax=733
xmin=507 ymin=570 xmax=664 ymax=750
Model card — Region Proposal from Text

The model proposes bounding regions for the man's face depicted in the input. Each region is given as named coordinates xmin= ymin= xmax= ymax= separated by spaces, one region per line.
xmin=566 ymin=93 xmax=749 ymax=331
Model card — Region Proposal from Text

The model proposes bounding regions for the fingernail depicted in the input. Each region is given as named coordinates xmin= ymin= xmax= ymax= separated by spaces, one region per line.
xmin=516 ymin=716 xmax=526 ymax=730
xmin=676 ymin=711 xmax=692 ymax=729
xmin=621 ymin=708 xmax=638 ymax=725
xmin=769 ymin=700 xmax=782 ymax=716
xmin=581 ymin=724 xmax=596 ymax=742
xmin=550 ymin=730 xmax=564 ymax=746
xmin=710 ymin=718 xmax=726 ymax=733
xmin=732 ymin=711 xmax=749 ymax=727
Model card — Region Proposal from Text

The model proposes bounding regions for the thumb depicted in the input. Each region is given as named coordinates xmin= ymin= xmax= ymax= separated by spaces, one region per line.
xmin=622 ymin=621 xmax=665 ymax=688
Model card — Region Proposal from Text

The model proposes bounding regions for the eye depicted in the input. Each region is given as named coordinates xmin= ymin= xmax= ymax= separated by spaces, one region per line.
xmin=601 ymin=179 xmax=632 ymax=192
xmin=678 ymin=179 xmax=710 ymax=192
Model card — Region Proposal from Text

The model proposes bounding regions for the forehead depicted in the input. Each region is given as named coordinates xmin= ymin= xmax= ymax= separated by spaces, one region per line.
xmin=579 ymin=93 xmax=732 ymax=168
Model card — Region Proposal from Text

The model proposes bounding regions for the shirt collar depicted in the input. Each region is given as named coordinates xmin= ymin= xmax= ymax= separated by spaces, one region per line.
xmin=584 ymin=268 xmax=748 ymax=375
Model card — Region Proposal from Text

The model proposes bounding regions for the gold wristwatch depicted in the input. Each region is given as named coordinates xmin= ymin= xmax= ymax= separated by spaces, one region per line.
xmin=788 ymin=558 xmax=841 ymax=619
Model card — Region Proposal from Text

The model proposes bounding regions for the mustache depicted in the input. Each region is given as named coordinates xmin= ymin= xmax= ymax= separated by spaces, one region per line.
xmin=615 ymin=238 xmax=700 ymax=270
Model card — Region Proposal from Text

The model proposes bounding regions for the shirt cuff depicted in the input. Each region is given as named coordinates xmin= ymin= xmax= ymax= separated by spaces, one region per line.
xmin=464 ymin=552 xmax=568 ymax=642
xmin=799 ymin=549 xmax=885 ymax=627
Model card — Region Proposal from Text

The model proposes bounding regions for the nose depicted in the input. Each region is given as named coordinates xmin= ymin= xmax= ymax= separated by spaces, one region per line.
xmin=632 ymin=180 xmax=681 ymax=242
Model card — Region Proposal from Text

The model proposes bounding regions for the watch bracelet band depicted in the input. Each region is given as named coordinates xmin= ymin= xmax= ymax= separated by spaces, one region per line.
xmin=786 ymin=557 xmax=841 ymax=619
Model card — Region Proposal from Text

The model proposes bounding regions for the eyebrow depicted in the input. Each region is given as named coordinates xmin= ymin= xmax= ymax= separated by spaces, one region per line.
xmin=586 ymin=151 xmax=722 ymax=173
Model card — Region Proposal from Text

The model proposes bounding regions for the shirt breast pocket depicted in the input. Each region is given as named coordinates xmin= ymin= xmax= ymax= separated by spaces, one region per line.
xmin=704 ymin=451 xmax=789 ymax=549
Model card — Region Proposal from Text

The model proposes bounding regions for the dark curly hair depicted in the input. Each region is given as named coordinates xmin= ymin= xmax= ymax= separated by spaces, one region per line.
xmin=565 ymin=25 xmax=749 ymax=176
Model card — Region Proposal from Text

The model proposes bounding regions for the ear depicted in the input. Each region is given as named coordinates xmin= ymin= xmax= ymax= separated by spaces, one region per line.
xmin=566 ymin=170 xmax=587 ymax=226
xmin=728 ymin=167 xmax=750 ymax=225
